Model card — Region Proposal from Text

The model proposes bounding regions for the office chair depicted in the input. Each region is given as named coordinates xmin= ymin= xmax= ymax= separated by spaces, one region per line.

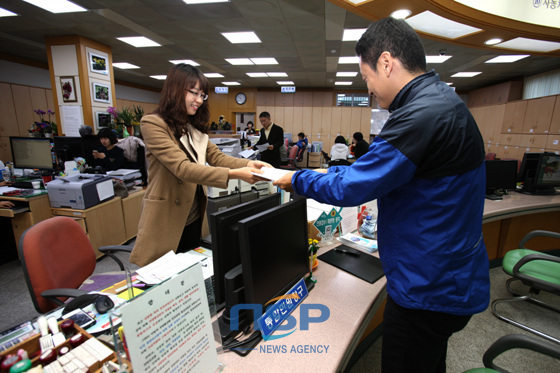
xmin=491 ymin=230 xmax=560 ymax=344
xmin=18 ymin=216 xmax=133 ymax=314
xmin=279 ymin=145 xmax=300 ymax=171
xmin=485 ymin=152 xmax=496 ymax=161
xmin=463 ymin=334 xmax=560 ymax=373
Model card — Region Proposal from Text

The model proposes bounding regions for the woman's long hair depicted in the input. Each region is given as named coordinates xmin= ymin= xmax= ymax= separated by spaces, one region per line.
xmin=156 ymin=64 xmax=210 ymax=138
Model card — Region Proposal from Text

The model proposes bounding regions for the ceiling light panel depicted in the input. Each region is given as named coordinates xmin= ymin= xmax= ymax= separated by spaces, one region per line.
xmin=267 ymin=72 xmax=287 ymax=77
xmin=406 ymin=11 xmax=482 ymax=39
xmin=342 ymin=28 xmax=367 ymax=42
xmin=335 ymin=82 xmax=352 ymax=85
xmin=336 ymin=72 xmax=358 ymax=77
xmin=113 ymin=63 xmax=140 ymax=69
xmin=222 ymin=82 xmax=241 ymax=86
xmin=22 ymin=0 xmax=87 ymax=13
xmin=204 ymin=73 xmax=224 ymax=78
xmin=150 ymin=75 xmax=167 ymax=80
xmin=225 ymin=58 xmax=253 ymax=65
xmin=391 ymin=9 xmax=412 ymax=19
xmin=276 ymin=81 xmax=294 ymax=85
xmin=451 ymin=72 xmax=482 ymax=78
xmin=169 ymin=59 xmax=199 ymax=66
xmin=339 ymin=57 xmax=360 ymax=64
xmin=183 ymin=0 xmax=229 ymax=4
xmin=117 ymin=36 xmax=161 ymax=47
xmin=485 ymin=38 xmax=502 ymax=45
xmin=250 ymin=58 xmax=278 ymax=65
xmin=494 ymin=38 xmax=560 ymax=53
xmin=425 ymin=55 xmax=452 ymax=63
xmin=222 ymin=32 xmax=261 ymax=44
xmin=247 ymin=73 xmax=268 ymax=77
xmin=485 ymin=55 xmax=530 ymax=63
xmin=0 ymin=7 xmax=18 ymax=16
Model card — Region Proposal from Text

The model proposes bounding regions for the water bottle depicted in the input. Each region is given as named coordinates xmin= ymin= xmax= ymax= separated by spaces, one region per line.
xmin=359 ymin=214 xmax=377 ymax=239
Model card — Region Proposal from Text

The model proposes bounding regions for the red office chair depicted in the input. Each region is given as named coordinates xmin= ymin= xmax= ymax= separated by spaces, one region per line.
xmin=279 ymin=145 xmax=300 ymax=171
xmin=18 ymin=216 xmax=132 ymax=313
xmin=485 ymin=152 xmax=496 ymax=161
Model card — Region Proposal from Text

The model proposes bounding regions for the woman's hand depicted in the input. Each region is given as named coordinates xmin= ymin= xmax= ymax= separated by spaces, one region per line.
xmin=92 ymin=150 xmax=105 ymax=159
xmin=229 ymin=167 xmax=272 ymax=184
xmin=0 ymin=201 xmax=14 ymax=209
xmin=247 ymin=160 xmax=272 ymax=169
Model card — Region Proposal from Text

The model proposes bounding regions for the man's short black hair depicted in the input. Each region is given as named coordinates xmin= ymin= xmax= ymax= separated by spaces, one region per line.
xmin=298 ymin=132 xmax=305 ymax=138
xmin=355 ymin=17 xmax=426 ymax=74
xmin=335 ymin=135 xmax=346 ymax=144
xmin=259 ymin=111 xmax=271 ymax=119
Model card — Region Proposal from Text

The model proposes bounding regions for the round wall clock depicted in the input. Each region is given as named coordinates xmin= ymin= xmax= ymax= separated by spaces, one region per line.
xmin=235 ymin=92 xmax=247 ymax=105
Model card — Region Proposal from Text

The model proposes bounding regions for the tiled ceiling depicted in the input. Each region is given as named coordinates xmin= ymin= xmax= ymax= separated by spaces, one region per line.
xmin=0 ymin=0 xmax=559 ymax=93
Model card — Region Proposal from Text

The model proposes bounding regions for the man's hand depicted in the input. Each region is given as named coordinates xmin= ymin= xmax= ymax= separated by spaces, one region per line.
xmin=273 ymin=171 xmax=296 ymax=193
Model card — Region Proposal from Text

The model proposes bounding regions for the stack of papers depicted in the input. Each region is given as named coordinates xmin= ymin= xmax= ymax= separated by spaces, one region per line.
xmin=338 ymin=233 xmax=378 ymax=253
xmin=136 ymin=250 xmax=213 ymax=285
xmin=251 ymin=168 xmax=293 ymax=182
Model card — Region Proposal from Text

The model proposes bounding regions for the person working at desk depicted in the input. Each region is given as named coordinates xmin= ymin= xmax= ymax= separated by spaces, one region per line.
xmin=244 ymin=121 xmax=256 ymax=135
xmin=252 ymin=111 xmax=284 ymax=168
xmin=272 ymin=17 xmax=489 ymax=373
xmin=130 ymin=64 xmax=271 ymax=267
xmin=79 ymin=125 xmax=103 ymax=168
xmin=295 ymin=132 xmax=308 ymax=162
xmin=92 ymin=128 xmax=125 ymax=171
xmin=351 ymin=132 xmax=369 ymax=160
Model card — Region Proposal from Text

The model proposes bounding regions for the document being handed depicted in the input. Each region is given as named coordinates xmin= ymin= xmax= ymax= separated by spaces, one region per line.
xmin=252 ymin=168 xmax=293 ymax=182
xmin=255 ymin=143 xmax=270 ymax=152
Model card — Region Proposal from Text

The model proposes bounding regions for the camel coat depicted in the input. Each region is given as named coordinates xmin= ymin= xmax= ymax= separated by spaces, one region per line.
xmin=130 ymin=114 xmax=250 ymax=266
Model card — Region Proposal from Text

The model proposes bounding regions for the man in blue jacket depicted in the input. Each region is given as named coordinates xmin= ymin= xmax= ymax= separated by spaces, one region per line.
xmin=273 ymin=17 xmax=489 ymax=373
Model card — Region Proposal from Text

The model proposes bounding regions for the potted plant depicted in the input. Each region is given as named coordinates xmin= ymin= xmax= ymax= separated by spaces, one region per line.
xmin=29 ymin=109 xmax=57 ymax=138
xmin=309 ymin=238 xmax=320 ymax=269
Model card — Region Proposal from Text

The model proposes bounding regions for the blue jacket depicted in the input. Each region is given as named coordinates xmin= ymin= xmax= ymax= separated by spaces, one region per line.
xmin=293 ymin=71 xmax=490 ymax=315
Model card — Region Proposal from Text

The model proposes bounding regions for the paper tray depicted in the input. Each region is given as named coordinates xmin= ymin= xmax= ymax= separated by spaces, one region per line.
xmin=318 ymin=245 xmax=384 ymax=284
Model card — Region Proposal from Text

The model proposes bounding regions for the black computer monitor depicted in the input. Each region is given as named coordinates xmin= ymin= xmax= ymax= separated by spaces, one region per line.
xmin=53 ymin=136 xmax=87 ymax=166
xmin=485 ymin=160 xmax=518 ymax=196
xmin=209 ymin=193 xmax=281 ymax=309
xmin=238 ymin=197 xmax=309 ymax=308
xmin=206 ymin=189 xmax=260 ymax=231
xmin=519 ymin=152 xmax=560 ymax=195
xmin=9 ymin=137 xmax=54 ymax=170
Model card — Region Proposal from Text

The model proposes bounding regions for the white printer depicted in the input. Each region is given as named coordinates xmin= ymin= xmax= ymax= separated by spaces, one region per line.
xmin=46 ymin=174 xmax=115 ymax=209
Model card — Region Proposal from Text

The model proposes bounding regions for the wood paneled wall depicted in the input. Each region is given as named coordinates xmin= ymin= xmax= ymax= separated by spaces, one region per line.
xmin=0 ymin=81 xmax=158 ymax=163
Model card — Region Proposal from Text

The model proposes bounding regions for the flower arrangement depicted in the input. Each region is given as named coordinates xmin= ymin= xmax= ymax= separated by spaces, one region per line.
xmin=308 ymin=238 xmax=320 ymax=255
xmin=29 ymin=109 xmax=57 ymax=137
xmin=107 ymin=106 xmax=144 ymax=137
xmin=61 ymin=81 xmax=73 ymax=100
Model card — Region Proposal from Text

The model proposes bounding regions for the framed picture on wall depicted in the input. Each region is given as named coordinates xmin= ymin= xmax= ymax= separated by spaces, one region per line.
xmin=96 ymin=111 xmax=112 ymax=130
xmin=60 ymin=76 xmax=77 ymax=103
xmin=89 ymin=52 xmax=108 ymax=75
xmin=92 ymin=82 xmax=111 ymax=103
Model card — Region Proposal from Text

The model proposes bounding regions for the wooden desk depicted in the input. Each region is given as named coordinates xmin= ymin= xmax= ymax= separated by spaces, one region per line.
xmin=0 ymin=192 xmax=51 ymax=251
xmin=51 ymin=197 xmax=127 ymax=258
xmin=482 ymin=191 xmax=560 ymax=259
xmin=219 ymin=244 xmax=387 ymax=373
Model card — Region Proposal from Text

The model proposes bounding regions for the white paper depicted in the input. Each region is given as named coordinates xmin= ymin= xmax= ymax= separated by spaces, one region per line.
xmin=136 ymin=251 xmax=212 ymax=285
xmin=239 ymin=149 xmax=256 ymax=158
xmin=95 ymin=179 xmax=114 ymax=201
xmin=60 ymin=105 xmax=83 ymax=136
xmin=252 ymin=167 xmax=293 ymax=182
xmin=120 ymin=264 xmax=219 ymax=373
xmin=340 ymin=206 xmax=360 ymax=235
xmin=255 ymin=142 xmax=270 ymax=152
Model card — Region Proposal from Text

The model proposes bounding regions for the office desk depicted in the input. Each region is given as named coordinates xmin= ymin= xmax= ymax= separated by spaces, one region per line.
xmin=219 ymin=243 xmax=387 ymax=373
xmin=0 ymin=191 xmax=51 ymax=251
xmin=482 ymin=192 xmax=560 ymax=259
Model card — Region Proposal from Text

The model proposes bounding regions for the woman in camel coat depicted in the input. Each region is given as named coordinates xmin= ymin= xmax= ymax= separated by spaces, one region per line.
xmin=130 ymin=64 xmax=269 ymax=267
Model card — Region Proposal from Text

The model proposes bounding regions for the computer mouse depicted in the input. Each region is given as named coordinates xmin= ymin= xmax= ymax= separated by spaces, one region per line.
xmin=94 ymin=295 xmax=114 ymax=314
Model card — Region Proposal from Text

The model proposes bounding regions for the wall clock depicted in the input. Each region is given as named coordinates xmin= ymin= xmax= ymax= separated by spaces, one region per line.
xmin=235 ymin=92 xmax=247 ymax=105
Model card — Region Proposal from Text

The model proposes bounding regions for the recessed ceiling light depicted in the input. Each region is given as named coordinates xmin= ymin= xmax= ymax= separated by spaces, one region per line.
xmin=204 ymin=73 xmax=224 ymax=78
xmin=183 ymin=0 xmax=229 ymax=4
xmin=451 ymin=72 xmax=482 ymax=78
xmin=485 ymin=38 xmax=502 ymax=45
xmin=0 ymin=7 xmax=18 ymax=17
xmin=335 ymin=81 xmax=353 ymax=85
xmin=446 ymin=82 xmax=454 ymax=85
xmin=222 ymin=32 xmax=261 ymax=44
xmin=339 ymin=57 xmax=360 ymax=64
xmin=391 ymin=9 xmax=412 ymax=19
xmin=225 ymin=58 xmax=253 ymax=65
xmin=150 ymin=75 xmax=167 ymax=80
xmin=117 ymin=36 xmax=161 ymax=48
xmin=267 ymin=72 xmax=288 ymax=77
xmin=485 ymin=55 xmax=530 ymax=63
xmin=406 ymin=11 xmax=482 ymax=39
xmin=22 ymin=0 xmax=87 ymax=13
xmin=169 ymin=59 xmax=199 ymax=66
xmin=251 ymin=58 xmax=278 ymax=65
xmin=336 ymin=72 xmax=358 ymax=77
xmin=346 ymin=0 xmax=368 ymax=4
xmin=494 ymin=38 xmax=560 ymax=53
xmin=342 ymin=28 xmax=367 ymax=41
xmin=222 ymin=81 xmax=241 ymax=86
xmin=425 ymin=55 xmax=452 ymax=63
xmin=113 ymin=62 xmax=140 ymax=69
xmin=276 ymin=81 xmax=294 ymax=85
xmin=247 ymin=73 xmax=268 ymax=78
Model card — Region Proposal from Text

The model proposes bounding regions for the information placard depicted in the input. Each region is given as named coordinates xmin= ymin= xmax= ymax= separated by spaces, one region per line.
xmin=120 ymin=263 xmax=219 ymax=373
